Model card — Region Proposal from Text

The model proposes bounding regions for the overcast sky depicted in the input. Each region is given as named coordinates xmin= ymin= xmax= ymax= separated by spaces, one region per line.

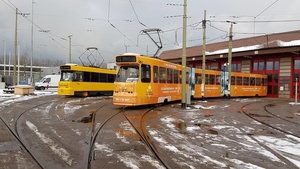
xmin=1 ymin=0 xmax=300 ymax=64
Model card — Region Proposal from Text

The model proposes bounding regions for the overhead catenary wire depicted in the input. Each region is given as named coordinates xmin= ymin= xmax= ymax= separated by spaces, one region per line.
xmin=128 ymin=0 xmax=147 ymax=28
xmin=2 ymin=0 xmax=80 ymax=55
xmin=107 ymin=0 xmax=160 ymax=55
xmin=2 ymin=0 xmax=297 ymax=62
xmin=2 ymin=0 xmax=122 ymax=62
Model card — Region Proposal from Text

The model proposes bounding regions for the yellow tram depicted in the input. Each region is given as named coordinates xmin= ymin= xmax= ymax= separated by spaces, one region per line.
xmin=113 ymin=53 xmax=267 ymax=106
xmin=58 ymin=64 xmax=116 ymax=97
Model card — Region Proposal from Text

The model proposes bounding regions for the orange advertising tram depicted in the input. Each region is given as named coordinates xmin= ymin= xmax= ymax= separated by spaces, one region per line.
xmin=113 ymin=53 xmax=267 ymax=106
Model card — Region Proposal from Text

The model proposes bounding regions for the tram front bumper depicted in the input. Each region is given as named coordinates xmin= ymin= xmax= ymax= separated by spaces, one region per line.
xmin=113 ymin=96 xmax=138 ymax=106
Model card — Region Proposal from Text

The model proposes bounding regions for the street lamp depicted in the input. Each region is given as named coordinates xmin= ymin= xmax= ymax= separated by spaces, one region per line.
xmin=226 ymin=21 xmax=236 ymax=99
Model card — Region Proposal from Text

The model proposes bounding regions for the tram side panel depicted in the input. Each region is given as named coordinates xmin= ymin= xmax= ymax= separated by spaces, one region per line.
xmin=193 ymin=69 xmax=222 ymax=99
xmin=59 ymin=64 xmax=116 ymax=97
xmin=113 ymin=53 xmax=268 ymax=107
xmin=230 ymin=73 xmax=267 ymax=97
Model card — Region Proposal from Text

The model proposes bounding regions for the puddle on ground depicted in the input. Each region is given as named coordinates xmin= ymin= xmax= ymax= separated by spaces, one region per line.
xmin=194 ymin=123 xmax=218 ymax=134
xmin=204 ymin=110 xmax=213 ymax=117
xmin=249 ymin=113 xmax=272 ymax=117
xmin=114 ymin=129 xmax=141 ymax=141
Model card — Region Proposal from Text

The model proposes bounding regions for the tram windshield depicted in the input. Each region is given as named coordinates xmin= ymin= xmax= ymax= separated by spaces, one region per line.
xmin=61 ymin=71 xmax=83 ymax=81
xmin=61 ymin=71 xmax=74 ymax=81
xmin=115 ymin=66 xmax=139 ymax=82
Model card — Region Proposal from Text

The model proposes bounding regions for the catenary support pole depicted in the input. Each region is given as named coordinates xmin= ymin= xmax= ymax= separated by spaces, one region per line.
xmin=181 ymin=0 xmax=187 ymax=109
xmin=201 ymin=10 xmax=206 ymax=101
xmin=13 ymin=8 xmax=18 ymax=86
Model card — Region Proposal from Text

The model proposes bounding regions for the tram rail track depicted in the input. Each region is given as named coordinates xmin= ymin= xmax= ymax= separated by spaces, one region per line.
xmin=0 ymin=95 xmax=114 ymax=168
xmin=1 ymin=95 xmax=300 ymax=168
xmin=240 ymin=101 xmax=300 ymax=169
xmin=123 ymin=107 xmax=171 ymax=169
xmin=0 ymin=101 xmax=55 ymax=168
xmin=87 ymin=104 xmax=173 ymax=169
xmin=87 ymin=104 xmax=122 ymax=169
xmin=241 ymin=101 xmax=300 ymax=138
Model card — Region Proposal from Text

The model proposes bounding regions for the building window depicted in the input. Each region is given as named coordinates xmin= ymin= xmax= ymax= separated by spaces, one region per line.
xmin=294 ymin=60 xmax=300 ymax=70
xmin=222 ymin=61 xmax=241 ymax=72
xmin=196 ymin=63 xmax=211 ymax=70
xmin=231 ymin=63 xmax=241 ymax=72
xmin=259 ymin=61 xmax=265 ymax=70
xmin=274 ymin=61 xmax=279 ymax=70
xmin=253 ymin=62 xmax=258 ymax=71
xmin=237 ymin=63 xmax=241 ymax=71
xmin=267 ymin=61 xmax=273 ymax=70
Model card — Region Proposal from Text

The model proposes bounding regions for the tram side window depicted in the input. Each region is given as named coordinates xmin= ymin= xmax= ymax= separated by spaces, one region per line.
xmin=108 ymin=74 xmax=115 ymax=82
xmin=186 ymin=71 xmax=189 ymax=84
xmin=174 ymin=70 xmax=179 ymax=83
xmin=209 ymin=75 xmax=215 ymax=85
xmin=83 ymin=72 xmax=91 ymax=82
xmin=179 ymin=71 xmax=182 ymax=84
xmin=159 ymin=67 xmax=166 ymax=83
xmin=100 ymin=73 xmax=107 ymax=82
xmin=216 ymin=75 xmax=221 ymax=85
xmin=141 ymin=64 xmax=151 ymax=83
xmin=237 ymin=76 xmax=242 ymax=85
xmin=73 ymin=72 xmax=83 ymax=81
xmin=195 ymin=73 xmax=202 ymax=84
xmin=250 ymin=77 xmax=255 ymax=86
xmin=153 ymin=66 xmax=159 ymax=83
xmin=231 ymin=76 xmax=235 ymax=85
xmin=91 ymin=72 xmax=99 ymax=82
xmin=262 ymin=78 xmax=268 ymax=86
xmin=256 ymin=78 xmax=262 ymax=86
xmin=167 ymin=68 xmax=173 ymax=83
xmin=205 ymin=74 xmax=209 ymax=84
xmin=243 ymin=77 xmax=249 ymax=86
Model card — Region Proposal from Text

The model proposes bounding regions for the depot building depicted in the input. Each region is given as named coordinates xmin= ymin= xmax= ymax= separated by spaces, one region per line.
xmin=159 ymin=30 xmax=300 ymax=99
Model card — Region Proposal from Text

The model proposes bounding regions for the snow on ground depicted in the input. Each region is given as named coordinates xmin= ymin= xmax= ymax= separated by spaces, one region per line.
xmin=2 ymin=91 xmax=300 ymax=168
xmin=0 ymin=88 xmax=58 ymax=111
xmin=0 ymin=88 xmax=57 ymax=100
xmin=149 ymin=98 xmax=300 ymax=168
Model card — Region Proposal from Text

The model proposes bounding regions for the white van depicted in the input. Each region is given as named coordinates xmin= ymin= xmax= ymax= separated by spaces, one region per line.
xmin=35 ymin=75 xmax=61 ymax=90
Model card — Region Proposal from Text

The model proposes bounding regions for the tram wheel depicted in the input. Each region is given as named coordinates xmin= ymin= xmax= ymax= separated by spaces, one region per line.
xmin=82 ymin=91 xmax=89 ymax=97
xmin=163 ymin=99 xmax=168 ymax=104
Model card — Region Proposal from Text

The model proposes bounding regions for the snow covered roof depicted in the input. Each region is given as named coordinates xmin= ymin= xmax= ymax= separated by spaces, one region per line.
xmin=159 ymin=30 xmax=300 ymax=61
